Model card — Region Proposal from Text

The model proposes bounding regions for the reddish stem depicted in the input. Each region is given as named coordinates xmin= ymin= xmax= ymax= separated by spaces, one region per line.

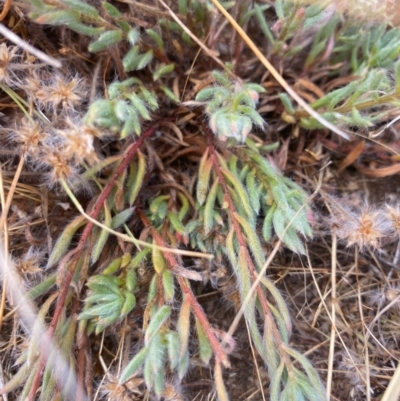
xmin=209 ymin=146 xmax=276 ymax=327
xmin=139 ymin=213 xmax=230 ymax=368
xmin=27 ymin=123 xmax=159 ymax=401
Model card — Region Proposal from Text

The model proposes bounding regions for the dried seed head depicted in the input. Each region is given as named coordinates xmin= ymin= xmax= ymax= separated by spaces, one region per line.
xmin=332 ymin=202 xmax=390 ymax=251
xmin=15 ymin=247 xmax=43 ymax=276
xmin=12 ymin=118 xmax=47 ymax=156
xmin=101 ymin=374 xmax=144 ymax=401
xmin=58 ymin=119 xmax=99 ymax=165
xmin=41 ymin=147 xmax=78 ymax=186
xmin=36 ymin=74 xmax=85 ymax=111
xmin=0 ymin=43 xmax=18 ymax=85
xmin=385 ymin=203 xmax=400 ymax=235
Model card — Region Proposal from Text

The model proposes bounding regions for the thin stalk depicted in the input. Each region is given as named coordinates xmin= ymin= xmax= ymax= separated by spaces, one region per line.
xmin=326 ymin=232 xmax=337 ymax=398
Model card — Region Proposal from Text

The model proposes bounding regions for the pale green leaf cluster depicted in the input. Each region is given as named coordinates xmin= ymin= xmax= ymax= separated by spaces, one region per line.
xmin=118 ymin=305 xmax=190 ymax=397
xmin=196 ymin=71 xmax=265 ymax=143
xmin=79 ymin=256 xmax=137 ymax=334
xmin=84 ymin=77 xmax=158 ymax=138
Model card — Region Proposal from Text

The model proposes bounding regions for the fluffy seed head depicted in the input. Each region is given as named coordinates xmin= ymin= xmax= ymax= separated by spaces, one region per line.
xmin=13 ymin=118 xmax=47 ymax=156
xmin=0 ymin=43 xmax=18 ymax=85
xmin=332 ymin=203 xmax=391 ymax=251
xmin=36 ymin=75 xmax=85 ymax=111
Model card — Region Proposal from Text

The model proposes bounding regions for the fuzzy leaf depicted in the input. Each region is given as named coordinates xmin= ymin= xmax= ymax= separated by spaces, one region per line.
xmin=63 ymin=0 xmax=99 ymax=17
xmin=119 ymin=347 xmax=149 ymax=384
xmin=47 ymin=215 xmax=86 ymax=268
xmin=87 ymin=275 xmax=122 ymax=294
xmin=162 ymin=269 xmax=174 ymax=302
xmin=120 ymin=291 xmax=136 ymax=316
xmin=146 ymin=28 xmax=164 ymax=50
xmin=196 ymin=317 xmax=213 ymax=365
xmin=88 ymin=30 xmax=123 ymax=53
xmin=127 ymin=150 xmax=146 ymax=205
xmin=153 ymin=63 xmax=175 ymax=81
xmin=246 ymin=169 xmax=260 ymax=214
xmin=221 ymin=168 xmax=253 ymax=218
xmin=34 ymin=10 xmax=80 ymax=25
xmin=111 ymin=207 xmax=135 ymax=229
xmin=145 ymin=305 xmax=171 ymax=344
xmin=160 ymin=85 xmax=180 ymax=103
xmin=177 ymin=296 xmax=191 ymax=358
xmin=127 ymin=28 xmax=140 ymax=45
xmin=102 ymin=2 xmax=121 ymax=17
xmin=122 ymin=46 xmax=140 ymax=72
xmin=152 ymin=243 xmax=166 ymax=274
xmin=196 ymin=148 xmax=212 ymax=205
xmin=166 ymin=332 xmax=180 ymax=369
xmin=234 ymin=212 xmax=265 ymax=270
xmin=204 ymin=178 xmax=220 ymax=235
xmin=168 ymin=212 xmax=185 ymax=234
xmin=91 ymin=205 xmax=112 ymax=263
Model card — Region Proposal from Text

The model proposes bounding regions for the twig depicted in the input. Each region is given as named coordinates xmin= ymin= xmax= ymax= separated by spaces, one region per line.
xmin=326 ymin=231 xmax=337 ymax=398
xmin=0 ymin=23 xmax=61 ymax=68
xmin=0 ymin=0 xmax=12 ymax=21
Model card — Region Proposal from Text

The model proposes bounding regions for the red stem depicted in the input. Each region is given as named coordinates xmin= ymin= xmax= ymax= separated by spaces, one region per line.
xmin=209 ymin=146 xmax=275 ymax=325
xmin=139 ymin=213 xmax=230 ymax=368
xmin=27 ymin=123 xmax=159 ymax=401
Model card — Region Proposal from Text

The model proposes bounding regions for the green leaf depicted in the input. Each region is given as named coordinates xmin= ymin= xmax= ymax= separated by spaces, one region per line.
xmin=196 ymin=148 xmax=211 ymax=205
xmin=261 ymin=206 xmax=274 ymax=242
xmin=221 ymin=168 xmax=253 ymax=218
xmin=68 ymin=22 xmax=104 ymax=36
xmin=162 ymin=269 xmax=174 ymax=302
xmin=136 ymin=50 xmax=154 ymax=70
xmin=120 ymin=291 xmax=136 ymax=316
xmin=122 ymin=46 xmax=140 ymax=72
xmin=149 ymin=195 xmax=170 ymax=215
xmin=63 ymin=0 xmax=100 ymax=17
xmin=126 ymin=269 xmax=137 ymax=292
xmin=34 ymin=10 xmax=81 ymax=25
xmin=28 ymin=274 xmax=57 ymax=300
xmin=91 ymin=205 xmax=112 ymax=263
xmin=195 ymin=317 xmax=212 ymax=365
xmin=177 ymin=296 xmax=191 ymax=358
xmin=88 ymin=30 xmax=123 ymax=53
xmin=168 ymin=212 xmax=185 ymax=234
xmin=102 ymin=2 xmax=122 ymax=17
xmin=146 ymin=28 xmax=164 ymax=51
xmin=160 ymin=85 xmax=180 ymax=103
xmin=47 ymin=215 xmax=86 ymax=268
xmin=166 ymin=332 xmax=180 ymax=369
xmin=119 ymin=347 xmax=149 ymax=384
xmin=111 ymin=207 xmax=134 ymax=229
xmin=79 ymin=299 xmax=122 ymax=320
xmin=153 ymin=63 xmax=175 ymax=81
xmin=83 ymin=292 xmax=120 ymax=305
xmin=145 ymin=305 xmax=171 ymax=344
xmin=246 ymin=168 xmax=260 ymax=214
xmin=234 ymin=212 xmax=265 ymax=270
xmin=125 ymin=94 xmax=151 ymax=120
xmin=204 ymin=178 xmax=220 ymax=235
xmin=152 ymin=242 xmax=166 ymax=274
xmin=87 ymin=275 xmax=122 ymax=294
xmin=127 ymin=150 xmax=146 ymax=205
xmin=127 ymin=28 xmax=140 ymax=45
